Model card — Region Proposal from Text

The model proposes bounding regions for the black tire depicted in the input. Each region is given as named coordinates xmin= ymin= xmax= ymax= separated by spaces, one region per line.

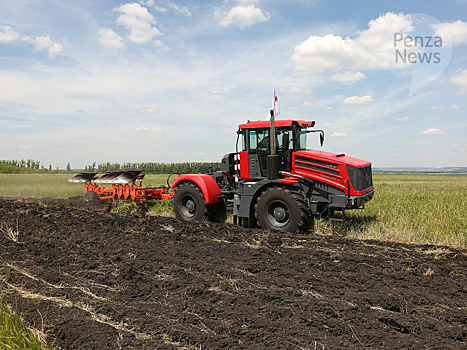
xmin=173 ymin=182 xmax=206 ymax=222
xmin=206 ymin=202 xmax=227 ymax=223
xmin=84 ymin=190 xmax=100 ymax=202
xmin=255 ymin=187 xmax=312 ymax=233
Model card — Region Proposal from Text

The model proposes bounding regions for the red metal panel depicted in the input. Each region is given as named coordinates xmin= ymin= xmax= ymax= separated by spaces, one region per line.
xmin=239 ymin=151 xmax=249 ymax=180
xmin=171 ymin=174 xmax=222 ymax=204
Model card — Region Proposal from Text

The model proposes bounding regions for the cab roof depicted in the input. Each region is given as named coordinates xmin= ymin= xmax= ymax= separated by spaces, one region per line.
xmin=237 ymin=120 xmax=315 ymax=130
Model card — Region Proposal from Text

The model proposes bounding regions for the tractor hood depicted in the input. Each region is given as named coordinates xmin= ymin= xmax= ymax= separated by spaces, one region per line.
xmin=294 ymin=150 xmax=371 ymax=168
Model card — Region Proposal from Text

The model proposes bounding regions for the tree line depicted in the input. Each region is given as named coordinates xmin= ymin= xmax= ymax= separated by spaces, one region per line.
xmin=84 ymin=162 xmax=222 ymax=174
xmin=1 ymin=159 xmax=221 ymax=174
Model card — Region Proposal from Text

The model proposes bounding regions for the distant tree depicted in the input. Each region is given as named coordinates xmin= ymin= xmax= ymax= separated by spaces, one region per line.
xmin=66 ymin=163 xmax=71 ymax=172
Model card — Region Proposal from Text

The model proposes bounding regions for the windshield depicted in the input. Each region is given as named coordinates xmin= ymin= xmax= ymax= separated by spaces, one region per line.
xmin=241 ymin=126 xmax=308 ymax=151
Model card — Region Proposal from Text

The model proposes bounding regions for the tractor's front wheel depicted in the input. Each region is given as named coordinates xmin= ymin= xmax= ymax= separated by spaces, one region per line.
xmin=255 ymin=187 xmax=312 ymax=233
xmin=173 ymin=182 xmax=206 ymax=222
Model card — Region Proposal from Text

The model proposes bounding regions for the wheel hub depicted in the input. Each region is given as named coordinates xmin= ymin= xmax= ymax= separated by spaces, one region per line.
xmin=266 ymin=200 xmax=290 ymax=228
xmin=185 ymin=199 xmax=195 ymax=212
xmin=181 ymin=195 xmax=197 ymax=218
xmin=273 ymin=207 xmax=286 ymax=220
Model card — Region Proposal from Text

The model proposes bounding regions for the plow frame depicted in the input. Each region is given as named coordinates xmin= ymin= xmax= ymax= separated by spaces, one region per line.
xmin=85 ymin=182 xmax=174 ymax=203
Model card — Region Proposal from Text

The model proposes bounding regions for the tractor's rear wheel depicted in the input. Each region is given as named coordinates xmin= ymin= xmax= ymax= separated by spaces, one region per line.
xmin=173 ymin=182 xmax=206 ymax=222
xmin=255 ymin=187 xmax=312 ymax=233
xmin=84 ymin=190 xmax=99 ymax=202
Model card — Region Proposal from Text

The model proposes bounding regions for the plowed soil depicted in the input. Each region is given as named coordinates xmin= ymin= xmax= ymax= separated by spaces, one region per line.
xmin=0 ymin=197 xmax=466 ymax=349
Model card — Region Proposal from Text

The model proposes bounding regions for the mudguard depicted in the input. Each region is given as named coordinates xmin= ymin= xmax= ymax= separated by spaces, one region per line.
xmin=171 ymin=174 xmax=222 ymax=204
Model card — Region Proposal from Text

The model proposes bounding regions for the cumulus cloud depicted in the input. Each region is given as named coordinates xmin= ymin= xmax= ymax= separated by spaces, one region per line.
xmin=98 ymin=27 xmax=125 ymax=49
xmin=432 ymin=20 xmax=467 ymax=46
xmin=344 ymin=95 xmax=375 ymax=105
xmin=451 ymin=69 xmax=467 ymax=86
xmin=291 ymin=12 xmax=414 ymax=75
xmin=215 ymin=2 xmax=270 ymax=29
xmin=134 ymin=126 xmax=163 ymax=132
xmin=113 ymin=2 xmax=161 ymax=44
xmin=136 ymin=107 xmax=158 ymax=113
xmin=168 ymin=2 xmax=191 ymax=16
xmin=329 ymin=132 xmax=347 ymax=138
xmin=425 ymin=105 xmax=459 ymax=110
xmin=0 ymin=25 xmax=20 ymax=43
xmin=418 ymin=128 xmax=447 ymax=135
xmin=278 ymin=87 xmax=312 ymax=94
xmin=395 ymin=116 xmax=410 ymax=122
xmin=300 ymin=101 xmax=332 ymax=110
xmin=330 ymin=71 xmax=366 ymax=85
xmin=21 ymin=34 xmax=64 ymax=58
xmin=0 ymin=25 xmax=63 ymax=58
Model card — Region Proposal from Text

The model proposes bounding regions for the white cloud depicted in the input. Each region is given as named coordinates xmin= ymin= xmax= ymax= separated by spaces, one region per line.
xmin=215 ymin=3 xmax=270 ymax=29
xmin=320 ymin=123 xmax=334 ymax=128
xmin=425 ymin=105 xmax=459 ymax=110
xmin=0 ymin=25 xmax=20 ymax=43
xmin=278 ymin=87 xmax=312 ymax=94
xmin=395 ymin=116 xmax=410 ymax=122
xmin=98 ymin=27 xmax=125 ymax=49
xmin=300 ymin=101 xmax=332 ymax=110
xmin=291 ymin=12 xmax=413 ymax=74
xmin=21 ymin=34 xmax=64 ymax=58
xmin=329 ymin=132 xmax=347 ymax=138
xmin=330 ymin=71 xmax=366 ymax=85
xmin=432 ymin=20 xmax=467 ymax=46
xmin=113 ymin=2 xmax=161 ymax=44
xmin=418 ymin=128 xmax=447 ymax=135
xmin=136 ymin=107 xmax=158 ymax=113
xmin=1 ymin=25 xmax=63 ymax=58
xmin=154 ymin=6 xmax=168 ymax=13
xmin=344 ymin=95 xmax=375 ymax=105
xmin=139 ymin=0 xmax=155 ymax=7
xmin=451 ymin=70 xmax=467 ymax=86
xmin=168 ymin=2 xmax=191 ymax=16
xmin=134 ymin=126 xmax=163 ymax=132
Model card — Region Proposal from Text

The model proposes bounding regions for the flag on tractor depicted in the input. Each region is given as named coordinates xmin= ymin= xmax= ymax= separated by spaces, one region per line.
xmin=272 ymin=87 xmax=280 ymax=116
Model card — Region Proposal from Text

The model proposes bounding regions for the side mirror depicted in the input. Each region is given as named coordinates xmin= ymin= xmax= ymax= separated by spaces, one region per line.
xmin=320 ymin=132 xmax=325 ymax=147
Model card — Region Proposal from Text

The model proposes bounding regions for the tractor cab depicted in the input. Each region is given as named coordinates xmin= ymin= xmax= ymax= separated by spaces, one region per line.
xmin=237 ymin=120 xmax=317 ymax=180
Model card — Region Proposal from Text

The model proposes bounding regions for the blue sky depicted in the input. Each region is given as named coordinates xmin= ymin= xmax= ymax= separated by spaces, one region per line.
xmin=1 ymin=0 xmax=466 ymax=169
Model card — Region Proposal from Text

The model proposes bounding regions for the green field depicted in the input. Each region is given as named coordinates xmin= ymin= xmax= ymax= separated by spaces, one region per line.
xmin=0 ymin=173 xmax=466 ymax=249
xmin=316 ymin=174 xmax=467 ymax=249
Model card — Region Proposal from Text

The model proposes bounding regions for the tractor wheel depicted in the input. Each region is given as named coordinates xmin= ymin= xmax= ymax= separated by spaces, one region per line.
xmin=173 ymin=182 xmax=206 ymax=222
xmin=255 ymin=187 xmax=312 ymax=233
xmin=84 ymin=190 xmax=100 ymax=202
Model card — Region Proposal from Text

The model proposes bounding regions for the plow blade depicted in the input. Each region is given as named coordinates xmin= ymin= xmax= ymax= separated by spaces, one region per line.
xmin=68 ymin=173 xmax=98 ymax=183
xmin=94 ymin=171 xmax=144 ymax=184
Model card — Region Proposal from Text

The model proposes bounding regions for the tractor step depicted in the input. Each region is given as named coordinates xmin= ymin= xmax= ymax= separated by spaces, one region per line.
xmin=328 ymin=207 xmax=346 ymax=222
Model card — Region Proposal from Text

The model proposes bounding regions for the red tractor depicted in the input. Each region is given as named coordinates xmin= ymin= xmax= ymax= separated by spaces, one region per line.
xmin=70 ymin=115 xmax=374 ymax=232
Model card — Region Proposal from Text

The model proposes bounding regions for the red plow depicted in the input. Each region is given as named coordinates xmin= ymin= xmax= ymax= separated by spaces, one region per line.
xmin=68 ymin=170 xmax=174 ymax=204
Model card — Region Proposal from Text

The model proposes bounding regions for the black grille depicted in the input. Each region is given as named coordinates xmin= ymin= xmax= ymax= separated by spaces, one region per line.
xmin=346 ymin=165 xmax=373 ymax=191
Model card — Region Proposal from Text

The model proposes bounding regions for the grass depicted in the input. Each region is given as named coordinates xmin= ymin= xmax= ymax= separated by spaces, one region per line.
xmin=0 ymin=297 xmax=51 ymax=350
xmin=315 ymin=174 xmax=467 ymax=249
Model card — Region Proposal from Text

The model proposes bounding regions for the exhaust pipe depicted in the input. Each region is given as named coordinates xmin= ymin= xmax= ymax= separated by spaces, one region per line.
xmin=268 ymin=109 xmax=280 ymax=180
